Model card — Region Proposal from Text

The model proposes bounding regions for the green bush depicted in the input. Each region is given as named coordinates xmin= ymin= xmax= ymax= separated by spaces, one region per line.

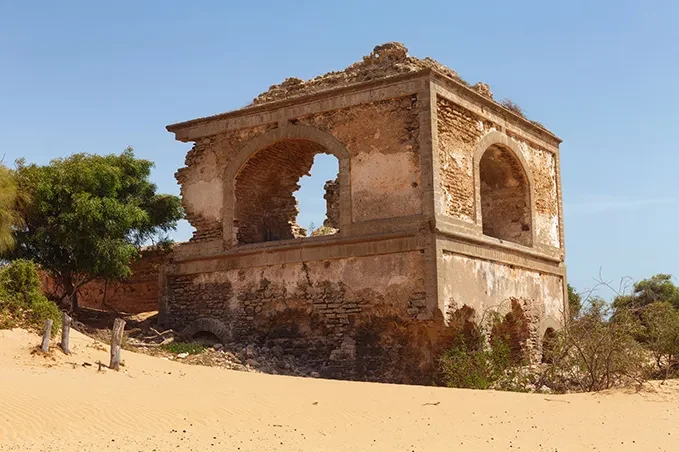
xmin=0 ymin=259 xmax=42 ymax=296
xmin=439 ymin=336 xmax=512 ymax=389
xmin=29 ymin=296 xmax=62 ymax=335
xmin=0 ymin=260 xmax=61 ymax=335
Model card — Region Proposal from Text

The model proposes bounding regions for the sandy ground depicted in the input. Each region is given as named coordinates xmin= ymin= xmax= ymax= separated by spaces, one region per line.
xmin=0 ymin=329 xmax=678 ymax=452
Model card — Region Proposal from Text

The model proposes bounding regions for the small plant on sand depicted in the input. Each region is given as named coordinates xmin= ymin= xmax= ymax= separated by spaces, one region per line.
xmin=161 ymin=342 xmax=207 ymax=355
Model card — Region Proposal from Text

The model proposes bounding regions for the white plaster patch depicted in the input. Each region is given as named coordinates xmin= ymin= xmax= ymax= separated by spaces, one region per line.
xmin=440 ymin=252 xmax=565 ymax=325
xmin=183 ymin=179 xmax=223 ymax=223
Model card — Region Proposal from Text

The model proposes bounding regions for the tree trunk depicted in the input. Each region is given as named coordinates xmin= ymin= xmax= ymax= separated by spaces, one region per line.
xmin=62 ymin=276 xmax=79 ymax=312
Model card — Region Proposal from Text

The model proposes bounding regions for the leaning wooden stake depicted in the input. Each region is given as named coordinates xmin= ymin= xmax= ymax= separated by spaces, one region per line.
xmin=110 ymin=318 xmax=126 ymax=371
xmin=41 ymin=319 xmax=53 ymax=353
xmin=60 ymin=312 xmax=71 ymax=354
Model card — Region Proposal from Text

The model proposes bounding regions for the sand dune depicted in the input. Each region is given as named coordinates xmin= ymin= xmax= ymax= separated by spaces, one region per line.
xmin=0 ymin=328 xmax=678 ymax=451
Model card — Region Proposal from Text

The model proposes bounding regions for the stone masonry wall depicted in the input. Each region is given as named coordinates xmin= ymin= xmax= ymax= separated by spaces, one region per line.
xmin=295 ymin=95 xmax=422 ymax=223
xmin=439 ymin=251 xmax=565 ymax=362
xmin=437 ymin=96 xmax=498 ymax=222
xmin=176 ymin=124 xmax=278 ymax=242
xmin=163 ymin=251 xmax=439 ymax=383
xmin=436 ymin=96 xmax=561 ymax=248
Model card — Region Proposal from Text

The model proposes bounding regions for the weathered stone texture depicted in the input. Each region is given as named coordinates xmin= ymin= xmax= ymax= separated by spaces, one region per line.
xmin=510 ymin=135 xmax=561 ymax=248
xmin=323 ymin=178 xmax=340 ymax=229
xmin=439 ymin=252 xmax=564 ymax=352
xmin=165 ymin=252 xmax=431 ymax=382
xmin=164 ymin=43 xmax=566 ymax=384
xmin=437 ymin=96 xmax=497 ymax=222
xmin=176 ymin=124 xmax=277 ymax=242
xmin=296 ymin=95 xmax=421 ymax=222
xmin=234 ymin=139 xmax=328 ymax=244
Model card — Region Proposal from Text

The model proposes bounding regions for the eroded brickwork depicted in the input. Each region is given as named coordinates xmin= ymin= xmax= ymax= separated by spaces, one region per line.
xmin=295 ymin=95 xmax=422 ymax=222
xmin=323 ymin=178 xmax=340 ymax=229
xmin=437 ymin=96 xmax=498 ymax=222
xmin=176 ymin=124 xmax=277 ymax=242
xmin=164 ymin=252 xmax=434 ymax=383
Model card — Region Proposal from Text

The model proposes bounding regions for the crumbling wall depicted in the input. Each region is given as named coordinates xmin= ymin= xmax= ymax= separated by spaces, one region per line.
xmin=175 ymin=124 xmax=277 ymax=242
xmin=163 ymin=251 xmax=433 ymax=382
xmin=296 ymin=95 xmax=421 ymax=222
xmin=509 ymin=134 xmax=561 ymax=248
xmin=323 ymin=178 xmax=340 ymax=229
xmin=439 ymin=252 xmax=564 ymax=362
xmin=437 ymin=96 xmax=498 ymax=222
xmin=234 ymin=139 xmax=329 ymax=244
xmin=436 ymin=96 xmax=561 ymax=249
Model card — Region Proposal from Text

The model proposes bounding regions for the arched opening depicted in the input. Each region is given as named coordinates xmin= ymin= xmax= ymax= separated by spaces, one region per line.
xmin=294 ymin=154 xmax=340 ymax=237
xmin=234 ymin=139 xmax=341 ymax=245
xmin=479 ymin=144 xmax=532 ymax=246
xmin=191 ymin=331 xmax=222 ymax=346
xmin=541 ymin=327 xmax=557 ymax=363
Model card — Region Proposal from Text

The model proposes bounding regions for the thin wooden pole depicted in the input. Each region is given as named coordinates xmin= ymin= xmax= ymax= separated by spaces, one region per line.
xmin=110 ymin=318 xmax=126 ymax=371
xmin=60 ymin=312 xmax=71 ymax=354
xmin=41 ymin=319 xmax=53 ymax=353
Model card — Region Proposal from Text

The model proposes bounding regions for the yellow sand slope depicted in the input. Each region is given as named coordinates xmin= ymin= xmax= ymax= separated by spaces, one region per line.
xmin=0 ymin=328 xmax=677 ymax=451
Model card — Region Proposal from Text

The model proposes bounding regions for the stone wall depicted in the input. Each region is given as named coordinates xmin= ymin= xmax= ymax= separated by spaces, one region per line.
xmin=436 ymin=95 xmax=561 ymax=249
xmin=438 ymin=251 xmax=565 ymax=361
xmin=162 ymin=251 xmax=442 ymax=383
xmin=40 ymin=250 xmax=165 ymax=314
xmin=295 ymin=95 xmax=422 ymax=223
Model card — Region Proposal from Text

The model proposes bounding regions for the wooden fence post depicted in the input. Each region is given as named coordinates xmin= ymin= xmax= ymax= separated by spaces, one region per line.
xmin=41 ymin=319 xmax=53 ymax=353
xmin=60 ymin=312 xmax=71 ymax=354
xmin=110 ymin=318 xmax=126 ymax=371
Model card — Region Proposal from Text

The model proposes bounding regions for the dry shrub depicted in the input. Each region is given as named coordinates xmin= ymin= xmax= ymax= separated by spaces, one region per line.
xmin=438 ymin=302 xmax=531 ymax=391
xmin=541 ymin=298 xmax=648 ymax=392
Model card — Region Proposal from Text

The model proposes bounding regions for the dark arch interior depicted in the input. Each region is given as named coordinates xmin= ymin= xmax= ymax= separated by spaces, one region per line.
xmin=541 ymin=327 xmax=557 ymax=363
xmin=234 ymin=138 xmax=340 ymax=245
xmin=191 ymin=331 xmax=222 ymax=346
xmin=479 ymin=144 xmax=532 ymax=246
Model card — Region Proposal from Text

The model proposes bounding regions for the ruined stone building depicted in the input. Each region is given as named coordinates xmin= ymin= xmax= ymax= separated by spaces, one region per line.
xmin=160 ymin=43 xmax=567 ymax=383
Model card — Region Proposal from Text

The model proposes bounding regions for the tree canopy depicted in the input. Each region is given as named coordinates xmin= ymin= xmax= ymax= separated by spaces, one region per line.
xmin=12 ymin=148 xmax=183 ymax=309
xmin=0 ymin=164 xmax=22 ymax=254
xmin=613 ymin=274 xmax=679 ymax=314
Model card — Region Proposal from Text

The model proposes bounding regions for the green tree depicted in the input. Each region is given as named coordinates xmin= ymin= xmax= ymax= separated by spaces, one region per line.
xmin=613 ymin=274 xmax=679 ymax=314
xmin=642 ymin=302 xmax=679 ymax=379
xmin=12 ymin=148 xmax=183 ymax=310
xmin=567 ymin=283 xmax=582 ymax=320
xmin=0 ymin=164 xmax=23 ymax=255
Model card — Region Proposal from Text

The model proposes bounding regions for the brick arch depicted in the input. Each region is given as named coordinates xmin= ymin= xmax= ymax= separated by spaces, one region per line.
xmin=473 ymin=131 xmax=536 ymax=247
xmin=222 ymin=125 xmax=351 ymax=247
xmin=181 ymin=317 xmax=232 ymax=344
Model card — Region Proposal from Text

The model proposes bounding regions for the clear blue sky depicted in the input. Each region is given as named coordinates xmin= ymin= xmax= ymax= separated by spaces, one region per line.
xmin=1 ymin=0 xmax=678 ymax=297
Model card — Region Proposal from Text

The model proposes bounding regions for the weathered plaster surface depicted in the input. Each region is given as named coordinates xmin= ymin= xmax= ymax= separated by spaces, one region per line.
xmin=164 ymin=251 xmax=429 ymax=382
xmin=176 ymin=124 xmax=277 ymax=242
xmin=439 ymin=252 xmax=564 ymax=329
xmin=296 ymin=96 xmax=421 ymax=222
xmin=510 ymin=136 xmax=561 ymax=248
